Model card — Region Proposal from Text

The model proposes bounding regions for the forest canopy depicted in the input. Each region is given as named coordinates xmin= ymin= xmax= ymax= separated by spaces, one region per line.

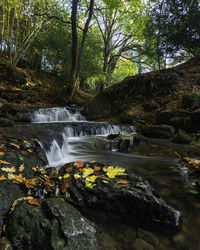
xmin=0 ymin=0 xmax=199 ymax=98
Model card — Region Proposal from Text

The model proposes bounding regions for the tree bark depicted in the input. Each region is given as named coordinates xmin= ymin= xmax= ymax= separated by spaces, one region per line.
xmin=75 ymin=0 xmax=94 ymax=86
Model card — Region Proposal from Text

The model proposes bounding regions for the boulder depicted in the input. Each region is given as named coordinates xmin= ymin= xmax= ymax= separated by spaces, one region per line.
xmin=59 ymin=161 xmax=181 ymax=231
xmin=0 ymin=135 xmax=47 ymax=236
xmin=0 ymin=117 xmax=15 ymax=127
xmin=172 ymin=133 xmax=193 ymax=144
xmin=8 ymin=198 xmax=98 ymax=250
xmin=142 ymin=125 xmax=175 ymax=139
xmin=117 ymin=132 xmax=134 ymax=152
xmin=0 ymin=181 xmax=26 ymax=237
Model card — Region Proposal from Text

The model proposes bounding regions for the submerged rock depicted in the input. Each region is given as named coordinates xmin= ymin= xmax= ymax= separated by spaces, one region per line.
xmin=59 ymin=161 xmax=181 ymax=231
xmin=8 ymin=198 xmax=98 ymax=250
xmin=172 ymin=133 xmax=193 ymax=144
xmin=142 ymin=125 xmax=175 ymax=139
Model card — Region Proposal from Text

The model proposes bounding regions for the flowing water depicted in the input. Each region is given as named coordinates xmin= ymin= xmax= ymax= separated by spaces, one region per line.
xmin=4 ymin=107 xmax=200 ymax=249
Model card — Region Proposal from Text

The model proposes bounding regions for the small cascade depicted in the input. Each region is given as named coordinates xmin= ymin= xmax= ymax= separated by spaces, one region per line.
xmin=29 ymin=107 xmax=136 ymax=167
xmin=30 ymin=107 xmax=86 ymax=123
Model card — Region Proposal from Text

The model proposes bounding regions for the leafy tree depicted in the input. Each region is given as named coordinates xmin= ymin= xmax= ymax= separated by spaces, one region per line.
xmin=0 ymin=0 xmax=56 ymax=74
xmin=148 ymin=0 xmax=200 ymax=62
xmin=94 ymin=0 xmax=147 ymax=89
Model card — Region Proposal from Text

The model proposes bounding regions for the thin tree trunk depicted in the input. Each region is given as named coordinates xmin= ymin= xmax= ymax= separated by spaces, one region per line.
xmin=75 ymin=0 xmax=94 ymax=88
xmin=68 ymin=0 xmax=79 ymax=99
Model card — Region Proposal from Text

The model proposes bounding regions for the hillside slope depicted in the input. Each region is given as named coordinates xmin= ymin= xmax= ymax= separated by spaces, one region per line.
xmin=87 ymin=57 xmax=200 ymax=128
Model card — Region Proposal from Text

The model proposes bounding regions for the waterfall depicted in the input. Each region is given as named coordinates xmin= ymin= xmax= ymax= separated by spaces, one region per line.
xmin=29 ymin=107 xmax=86 ymax=123
xmin=30 ymin=107 xmax=136 ymax=167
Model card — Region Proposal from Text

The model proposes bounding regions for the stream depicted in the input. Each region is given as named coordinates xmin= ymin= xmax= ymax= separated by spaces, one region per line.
xmin=3 ymin=107 xmax=200 ymax=249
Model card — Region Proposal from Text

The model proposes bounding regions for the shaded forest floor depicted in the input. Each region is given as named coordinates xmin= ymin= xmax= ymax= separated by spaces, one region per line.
xmin=0 ymin=53 xmax=92 ymax=108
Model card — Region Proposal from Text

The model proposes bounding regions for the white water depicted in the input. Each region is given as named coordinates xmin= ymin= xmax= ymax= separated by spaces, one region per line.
xmin=30 ymin=107 xmax=136 ymax=167
xmin=30 ymin=107 xmax=86 ymax=123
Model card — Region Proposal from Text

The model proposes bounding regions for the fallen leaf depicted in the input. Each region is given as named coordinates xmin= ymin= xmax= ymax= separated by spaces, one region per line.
xmin=28 ymin=198 xmax=40 ymax=206
xmin=89 ymin=160 xmax=96 ymax=163
xmin=19 ymin=164 xmax=25 ymax=172
xmin=82 ymin=168 xmax=94 ymax=178
xmin=0 ymin=160 xmax=11 ymax=165
xmin=73 ymin=160 xmax=84 ymax=168
xmin=65 ymin=167 xmax=73 ymax=173
xmin=60 ymin=182 xmax=69 ymax=193
xmin=0 ymin=175 xmax=7 ymax=181
xmin=103 ymin=180 xmax=109 ymax=184
xmin=32 ymin=138 xmax=38 ymax=141
xmin=85 ymin=181 xmax=96 ymax=189
xmin=21 ymin=151 xmax=28 ymax=155
xmin=3 ymin=224 xmax=6 ymax=232
xmin=86 ymin=175 xmax=98 ymax=183
xmin=27 ymin=149 xmax=33 ymax=153
xmin=74 ymin=174 xmax=81 ymax=181
xmin=117 ymin=180 xmax=128 ymax=185
xmin=10 ymin=196 xmax=34 ymax=213
xmin=94 ymin=166 xmax=101 ymax=172
xmin=19 ymin=154 xmax=24 ymax=161
xmin=0 ymin=152 xmax=5 ymax=156
xmin=1 ymin=166 xmax=16 ymax=173
xmin=104 ymin=166 xmax=127 ymax=179
xmin=63 ymin=173 xmax=70 ymax=179
xmin=9 ymin=143 xmax=20 ymax=150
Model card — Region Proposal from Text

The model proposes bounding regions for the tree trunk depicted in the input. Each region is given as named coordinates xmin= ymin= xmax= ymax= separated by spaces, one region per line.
xmin=75 ymin=0 xmax=94 ymax=88
xmin=68 ymin=0 xmax=79 ymax=99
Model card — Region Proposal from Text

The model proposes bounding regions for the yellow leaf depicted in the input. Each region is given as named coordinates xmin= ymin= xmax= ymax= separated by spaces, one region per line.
xmin=63 ymin=173 xmax=70 ymax=179
xmin=86 ymin=175 xmax=98 ymax=183
xmin=19 ymin=164 xmax=25 ymax=172
xmin=89 ymin=160 xmax=96 ymax=163
xmin=0 ymin=175 xmax=7 ymax=181
xmin=74 ymin=174 xmax=81 ymax=180
xmin=1 ymin=166 xmax=16 ymax=173
xmin=27 ymin=149 xmax=33 ymax=153
xmin=0 ymin=160 xmax=11 ymax=165
xmin=104 ymin=166 xmax=127 ymax=179
xmin=82 ymin=168 xmax=94 ymax=178
xmin=85 ymin=181 xmax=96 ymax=189
xmin=103 ymin=180 xmax=109 ymax=184
xmin=0 ymin=152 xmax=5 ymax=156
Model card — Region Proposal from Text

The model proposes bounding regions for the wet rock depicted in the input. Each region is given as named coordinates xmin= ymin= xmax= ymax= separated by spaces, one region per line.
xmin=0 ymin=118 xmax=15 ymax=127
xmin=8 ymin=198 xmax=98 ymax=250
xmin=0 ymin=181 xmax=26 ymax=237
xmin=16 ymin=112 xmax=30 ymax=122
xmin=118 ymin=132 xmax=134 ymax=152
xmin=0 ymin=237 xmax=13 ymax=250
xmin=156 ymin=111 xmax=192 ymax=132
xmin=133 ymin=134 xmax=148 ymax=145
xmin=133 ymin=238 xmax=155 ymax=250
xmin=59 ymin=162 xmax=181 ymax=231
xmin=182 ymin=92 xmax=200 ymax=110
xmin=172 ymin=133 xmax=193 ymax=144
xmin=108 ymin=133 xmax=148 ymax=152
xmin=0 ymin=103 xmax=22 ymax=115
xmin=142 ymin=125 xmax=175 ymax=139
